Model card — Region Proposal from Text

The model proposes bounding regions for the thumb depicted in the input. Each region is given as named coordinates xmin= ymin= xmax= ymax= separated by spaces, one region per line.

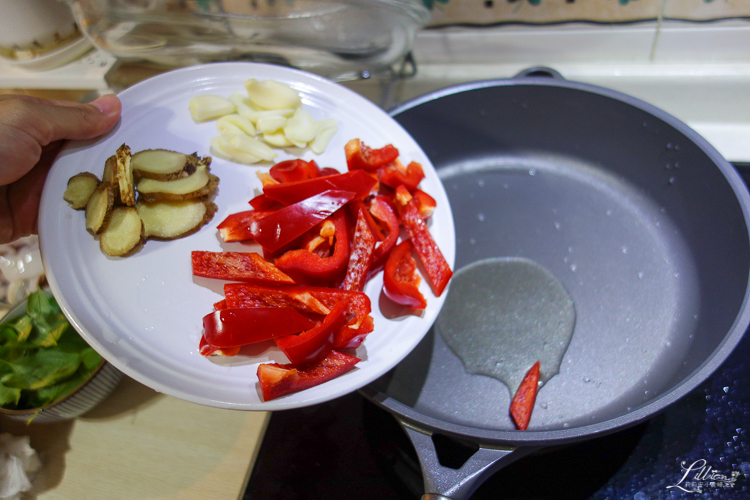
xmin=34 ymin=94 xmax=122 ymax=144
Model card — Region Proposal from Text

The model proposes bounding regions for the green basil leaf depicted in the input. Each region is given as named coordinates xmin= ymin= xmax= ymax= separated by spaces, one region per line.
xmin=0 ymin=382 xmax=21 ymax=407
xmin=2 ymin=350 xmax=81 ymax=390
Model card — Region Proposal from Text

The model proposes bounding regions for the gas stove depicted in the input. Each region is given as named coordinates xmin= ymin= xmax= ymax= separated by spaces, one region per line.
xmin=242 ymin=21 xmax=750 ymax=499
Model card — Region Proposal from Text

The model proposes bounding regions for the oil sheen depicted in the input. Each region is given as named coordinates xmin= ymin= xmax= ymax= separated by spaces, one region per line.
xmin=437 ymin=257 xmax=576 ymax=395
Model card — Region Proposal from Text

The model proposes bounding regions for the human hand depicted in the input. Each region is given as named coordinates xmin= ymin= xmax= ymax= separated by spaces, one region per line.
xmin=0 ymin=94 xmax=122 ymax=244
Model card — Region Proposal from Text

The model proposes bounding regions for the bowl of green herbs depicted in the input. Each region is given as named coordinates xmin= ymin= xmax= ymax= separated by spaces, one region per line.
xmin=0 ymin=289 xmax=122 ymax=423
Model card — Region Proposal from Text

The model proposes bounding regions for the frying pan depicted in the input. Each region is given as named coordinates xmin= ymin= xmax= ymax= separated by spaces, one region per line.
xmin=360 ymin=68 xmax=750 ymax=499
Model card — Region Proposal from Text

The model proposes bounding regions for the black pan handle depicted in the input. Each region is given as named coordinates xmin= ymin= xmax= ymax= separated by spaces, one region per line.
xmin=513 ymin=66 xmax=565 ymax=80
xmin=398 ymin=420 xmax=539 ymax=500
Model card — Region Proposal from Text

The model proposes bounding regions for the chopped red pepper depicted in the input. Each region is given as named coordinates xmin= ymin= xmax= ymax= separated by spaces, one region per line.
xmin=413 ymin=189 xmax=437 ymax=219
xmin=341 ymin=208 xmax=377 ymax=292
xmin=395 ymin=196 xmax=453 ymax=297
xmin=274 ymin=211 xmax=350 ymax=286
xmin=199 ymin=336 xmax=240 ymax=357
xmin=383 ymin=240 xmax=427 ymax=309
xmin=203 ymin=307 xmax=315 ymax=348
xmin=368 ymin=195 xmax=399 ymax=276
xmin=319 ymin=167 xmax=340 ymax=177
xmin=510 ymin=361 xmax=540 ymax=431
xmin=191 ymin=251 xmax=295 ymax=284
xmin=218 ymin=189 xmax=355 ymax=251
xmin=257 ymin=349 xmax=361 ymax=401
xmin=269 ymin=159 xmax=320 ymax=183
xmin=217 ymin=209 xmax=275 ymax=243
xmin=263 ymin=170 xmax=377 ymax=206
xmin=379 ymin=160 xmax=425 ymax=190
xmin=223 ymin=283 xmax=374 ymax=349
xmin=249 ymin=193 xmax=284 ymax=211
xmin=275 ymin=301 xmax=348 ymax=364
xmin=345 ymin=139 xmax=399 ymax=171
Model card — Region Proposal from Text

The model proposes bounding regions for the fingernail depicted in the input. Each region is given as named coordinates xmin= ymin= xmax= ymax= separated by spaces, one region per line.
xmin=91 ymin=94 xmax=121 ymax=117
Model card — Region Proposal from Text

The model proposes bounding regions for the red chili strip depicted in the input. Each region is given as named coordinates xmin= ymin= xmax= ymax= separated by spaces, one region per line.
xmin=257 ymin=350 xmax=361 ymax=401
xmin=202 ymin=307 xmax=315 ymax=348
xmin=192 ymin=251 xmax=294 ymax=284
xmin=275 ymin=301 xmax=348 ymax=365
xmin=340 ymin=208 xmax=377 ymax=292
xmin=263 ymin=170 xmax=377 ymax=206
xmin=395 ymin=197 xmax=453 ymax=296
xmin=510 ymin=361 xmax=541 ymax=431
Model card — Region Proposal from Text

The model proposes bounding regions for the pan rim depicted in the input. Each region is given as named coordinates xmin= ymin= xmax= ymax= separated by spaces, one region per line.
xmin=361 ymin=75 xmax=750 ymax=446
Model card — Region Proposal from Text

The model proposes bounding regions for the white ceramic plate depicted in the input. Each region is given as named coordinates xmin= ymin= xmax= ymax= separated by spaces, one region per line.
xmin=38 ymin=62 xmax=455 ymax=411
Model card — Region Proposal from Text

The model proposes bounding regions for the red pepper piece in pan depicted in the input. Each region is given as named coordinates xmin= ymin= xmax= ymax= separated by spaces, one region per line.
xmin=257 ymin=349 xmax=361 ymax=401
xmin=341 ymin=208 xmax=377 ymax=292
xmin=274 ymin=211 xmax=350 ymax=286
xmin=203 ymin=307 xmax=315 ymax=348
xmin=379 ymin=159 xmax=425 ymax=190
xmin=263 ymin=170 xmax=377 ymax=206
xmin=510 ymin=361 xmax=541 ymax=431
xmin=223 ymin=283 xmax=374 ymax=349
xmin=275 ymin=300 xmax=348 ymax=364
xmin=345 ymin=139 xmax=399 ymax=171
xmin=395 ymin=194 xmax=453 ymax=297
xmin=199 ymin=335 xmax=240 ymax=357
xmin=269 ymin=159 xmax=321 ymax=183
xmin=383 ymin=240 xmax=427 ymax=309
xmin=191 ymin=251 xmax=295 ymax=284
xmin=368 ymin=195 xmax=400 ymax=276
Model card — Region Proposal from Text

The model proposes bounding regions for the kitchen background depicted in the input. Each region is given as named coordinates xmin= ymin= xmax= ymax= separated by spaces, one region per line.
xmin=1 ymin=0 xmax=749 ymax=498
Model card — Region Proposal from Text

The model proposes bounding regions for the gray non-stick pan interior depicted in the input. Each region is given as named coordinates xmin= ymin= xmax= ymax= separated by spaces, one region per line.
xmin=364 ymin=73 xmax=750 ymax=447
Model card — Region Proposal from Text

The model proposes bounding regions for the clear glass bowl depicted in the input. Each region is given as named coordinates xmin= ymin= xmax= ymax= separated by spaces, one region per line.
xmin=67 ymin=0 xmax=430 ymax=80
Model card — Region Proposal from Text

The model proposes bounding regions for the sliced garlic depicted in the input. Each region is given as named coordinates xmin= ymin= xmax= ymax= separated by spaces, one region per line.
xmin=210 ymin=136 xmax=261 ymax=165
xmin=256 ymin=115 xmax=288 ymax=133
xmin=245 ymin=79 xmax=302 ymax=110
xmin=217 ymin=114 xmax=256 ymax=136
xmin=189 ymin=95 xmax=235 ymax=122
xmin=310 ymin=118 xmax=338 ymax=155
xmin=262 ymin=131 xmax=294 ymax=148
xmin=221 ymin=133 xmax=277 ymax=162
xmin=245 ymin=108 xmax=296 ymax=125
xmin=284 ymin=108 xmax=317 ymax=147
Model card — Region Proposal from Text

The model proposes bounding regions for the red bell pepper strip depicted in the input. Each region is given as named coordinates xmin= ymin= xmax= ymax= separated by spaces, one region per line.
xmin=341 ymin=208 xmax=376 ymax=292
xmin=203 ymin=307 xmax=315 ymax=348
xmin=223 ymin=283 xmax=374 ymax=349
xmin=269 ymin=159 xmax=320 ymax=183
xmin=395 ymin=196 xmax=453 ymax=297
xmin=319 ymin=167 xmax=340 ymax=177
xmin=249 ymin=193 xmax=284 ymax=211
xmin=368 ymin=195 xmax=399 ymax=276
xmin=199 ymin=336 xmax=240 ymax=357
xmin=191 ymin=251 xmax=295 ymax=284
xmin=219 ymin=189 xmax=355 ymax=251
xmin=510 ymin=361 xmax=540 ymax=431
xmin=379 ymin=160 xmax=425 ymax=190
xmin=413 ymin=189 xmax=437 ymax=220
xmin=383 ymin=240 xmax=427 ymax=309
xmin=217 ymin=209 xmax=275 ymax=243
xmin=257 ymin=349 xmax=361 ymax=401
xmin=275 ymin=301 xmax=348 ymax=365
xmin=274 ymin=211 xmax=350 ymax=286
xmin=263 ymin=170 xmax=377 ymax=206
xmin=345 ymin=139 xmax=399 ymax=171
xmin=348 ymin=200 xmax=384 ymax=241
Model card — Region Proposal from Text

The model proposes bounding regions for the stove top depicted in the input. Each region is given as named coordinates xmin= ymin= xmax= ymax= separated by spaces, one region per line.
xmin=244 ymin=164 xmax=750 ymax=500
